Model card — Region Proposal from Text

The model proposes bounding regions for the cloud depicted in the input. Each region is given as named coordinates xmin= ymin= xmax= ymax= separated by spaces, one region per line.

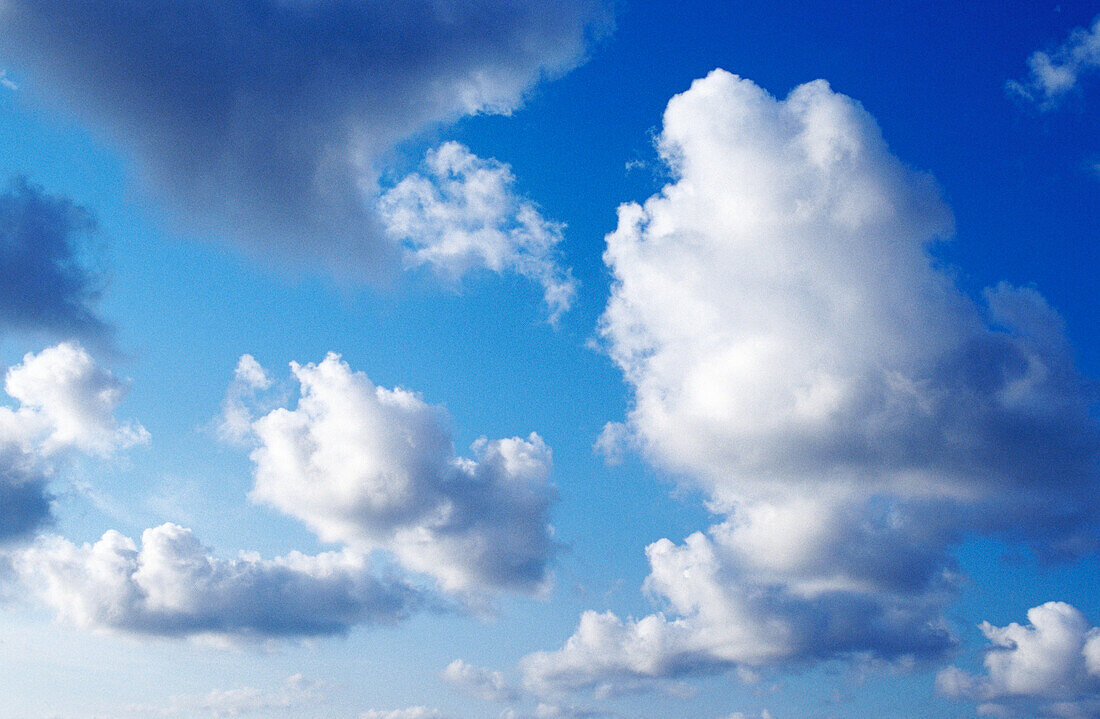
xmin=524 ymin=70 xmax=1100 ymax=696
xmin=0 ymin=177 xmax=109 ymax=342
xmin=15 ymin=522 xmax=421 ymax=639
xmin=244 ymin=352 xmax=559 ymax=595
xmin=443 ymin=659 xmax=519 ymax=703
xmin=359 ymin=709 xmax=443 ymax=719
xmin=0 ymin=343 xmax=145 ymax=542
xmin=937 ymin=602 xmax=1100 ymax=719
xmin=1008 ymin=15 xmax=1100 ymax=108
xmin=127 ymin=674 xmax=329 ymax=718
xmin=0 ymin=0 xmax=608 ymax=275
xmin=380 ymin=142 xmax=576 ymax=320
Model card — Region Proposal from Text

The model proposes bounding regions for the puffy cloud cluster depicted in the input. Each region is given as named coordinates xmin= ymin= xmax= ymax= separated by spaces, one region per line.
xmin=0 ymin=343 xmax=146 ymax=542
xmin=16 ymin=522 xmax=421 ymax=639
xmin=380 ymin=142 xmax=576 ymax=319
xmin=0 ymin=0 xmax=607 ymax=274
xmin=937 ymin=602 xmax=1100 ymax=718
xmin=525 ymin=70 xmax=1100 ymax=696
xmin=1008 ymin=15 xmax=1100 ymax=108
xmin=0 ymin=177 xmax=109 ymax=342
xmin=245 ymin=353 xmax=559 ymax=595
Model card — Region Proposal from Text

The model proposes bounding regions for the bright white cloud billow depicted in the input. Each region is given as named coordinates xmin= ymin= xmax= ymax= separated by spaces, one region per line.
xmin=443 ymin=659 xmax=519 ymax=703
xmin=0 ymin=343 xmax=145 ymax=542
xmin=522 ymin=70 xmax=1100 ymax=696
xmin=0 ymin=0 xmax=608 ymax=275
xmin=15 ymin=523 xmax=421 ymax=639
xmin=1008 ymin=15 xmax=1100 ymax=108
xmin=244 ymin=353 xmax=558 ymax=595
xmin=380 ymin=142 xmax=576 ymax=319
xmin=937 ymin=602 xmax=1100 ymax=718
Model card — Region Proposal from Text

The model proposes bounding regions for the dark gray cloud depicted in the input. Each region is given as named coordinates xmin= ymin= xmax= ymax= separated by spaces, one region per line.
xmin=0 ymin=177 xmax=108 ymax=341
xmin=0 ymin=0 xmax=608 ymax=275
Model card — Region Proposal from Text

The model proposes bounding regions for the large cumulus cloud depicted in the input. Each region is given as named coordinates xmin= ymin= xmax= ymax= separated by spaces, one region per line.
xmin=0 ymin=0 xmax=607 ymax=275
xmin=524 ymin=70 xmax=1100 ymax=696
xmin=237 ymin=352 xmax=559 ymax=595
xmin=0 ymin=342 xmax=146 ymax=542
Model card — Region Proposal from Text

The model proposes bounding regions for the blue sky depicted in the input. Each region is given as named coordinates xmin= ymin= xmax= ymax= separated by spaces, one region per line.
xmin=0 ymin=2 xmax=1098 ymax=718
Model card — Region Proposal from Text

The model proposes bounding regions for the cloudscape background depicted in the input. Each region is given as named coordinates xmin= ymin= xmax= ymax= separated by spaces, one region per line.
xmin=0 ymin=2 xmax=1097 ymax=718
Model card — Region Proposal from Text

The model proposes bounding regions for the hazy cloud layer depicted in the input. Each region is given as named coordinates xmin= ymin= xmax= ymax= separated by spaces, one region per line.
xmin=127 ymin=674 xmax=329 ymax=718
xmin=1008 ymin=15 xmax=1100 ymax=108
xmin=380 ymin=142 xmax=576 ymax=319
xmin=360 ymin=709 xmax=443 ymax=719
xmin=0 ymin=177 xmax=108 ymax=341
xmin=938 ymin=602 xmax=1100 ymax=718
xmin=443 ymin=659 xmax=519 ymax=703
xmin=16 ymin=522 xmax=421 ymax=639
xmin=524 ymin=70 xmax=1100 ymax=696
xmin=0 ymin=343 xmax=145 ymax=542
xmin=243 ymin=353 xmax=559 ymax=594
xmin=0 ymin=0 xmax=607 ymax=275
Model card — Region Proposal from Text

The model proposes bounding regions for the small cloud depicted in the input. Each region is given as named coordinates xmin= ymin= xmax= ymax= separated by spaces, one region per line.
xmin=1008 ymin=15 xmax=1100 ymax=108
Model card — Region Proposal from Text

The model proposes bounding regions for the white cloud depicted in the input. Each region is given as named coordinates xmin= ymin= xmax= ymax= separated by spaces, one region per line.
xmin=15 ymin=523 xmax=421 ymax=639
xmin=380 ymin=142 xmax=576 ymax=320
xmin=0 ymin=343 xmax=145 ymax=542
xmin=245 ymin=353 xmax=558 ymax=594
xmin=937 ymin=602 xmax=1100 ymax=718
xmin=0 ymin=1 xmax=608 ymax=275
xmin=360 ymin=708 xmax=443 ymax=719
xmin=127 ymin=674 xmax=329 ymax=717
xmin=443 ymin=659 xmax=519 ymax=703
xmin=4 ymin=342 xmax=147 ymax=455
xmin=523 ymin=70 xmax=1100 ymax=696
xmin=1008 ymin=15 xmax=1100 ymax=108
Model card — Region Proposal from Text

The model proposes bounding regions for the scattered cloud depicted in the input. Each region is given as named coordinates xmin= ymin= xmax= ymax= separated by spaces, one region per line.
xmin=243 ymin=353 xmax=559 ymax=595
xmin=380 ymin=142 xmax=576 ymax=320
xmin=0 ymin=69 xmax=16 ymax=91
xmin=937 ymin=602 xmax=1100 ymax=718
xmin=0 ymin=0 xmax=609 ymax=275
xmin=1008 ymin=15 xmax=1100 ymax=108
xmin=0 ymin=343 xmax=145 ymax=542
xmin=360 ymin=708 xmax=443 ymax=719
xmin=0 ymin=177 xmax=110 ymax=342
xmin=127 ymin=674 xmax=329 ymax=717
xmin=443 ymin=659 xmax=519 ymax=703
xmin=15 ymin=522 xmax=422 ymax=639
xmin=524 ymin=70 xmax=1100 ymax=696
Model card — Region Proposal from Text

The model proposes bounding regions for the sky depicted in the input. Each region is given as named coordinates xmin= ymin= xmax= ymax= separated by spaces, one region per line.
xmin=0 ymin=2 xmax=1098 ymax=718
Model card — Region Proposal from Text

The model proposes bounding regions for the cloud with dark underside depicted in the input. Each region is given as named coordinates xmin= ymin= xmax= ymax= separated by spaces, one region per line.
xmin=0 ymin=0 xmax=609 ymax=277
xmin=521 ymin=70 xmax=1100 ymax=698
xmin=0 ymin=177 xmax=109 ymax=342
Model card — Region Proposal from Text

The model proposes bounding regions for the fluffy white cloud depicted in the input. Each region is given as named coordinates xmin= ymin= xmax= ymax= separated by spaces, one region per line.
xmin=0 ymin=0 xmax=608 ymax=274
xmin=380 ymin=142 xmax=576 ymax=319
xmin=443 ymin=659 xmax=519 ymax=703
xmin=15 ymin=523 xmax=421 ymax=639
xmin=525 ymin=70 xmax=1100 ymax=696
xmin=0 ymin=343 xmax=145 ymax=541
xmin=1008 ymin=15 xmax=1100 ymax=108
xmin=245 ymin=353 xmax=558 ymax=594
xmin=937 ymin=602 xmax=1100 ymax=718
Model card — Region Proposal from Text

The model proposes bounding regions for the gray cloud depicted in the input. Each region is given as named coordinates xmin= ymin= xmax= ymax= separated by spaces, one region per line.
xmin=0 ymin=177 xmax=108 ymax=342
xmin=0 ymin=0 xmax=608 ymax=275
